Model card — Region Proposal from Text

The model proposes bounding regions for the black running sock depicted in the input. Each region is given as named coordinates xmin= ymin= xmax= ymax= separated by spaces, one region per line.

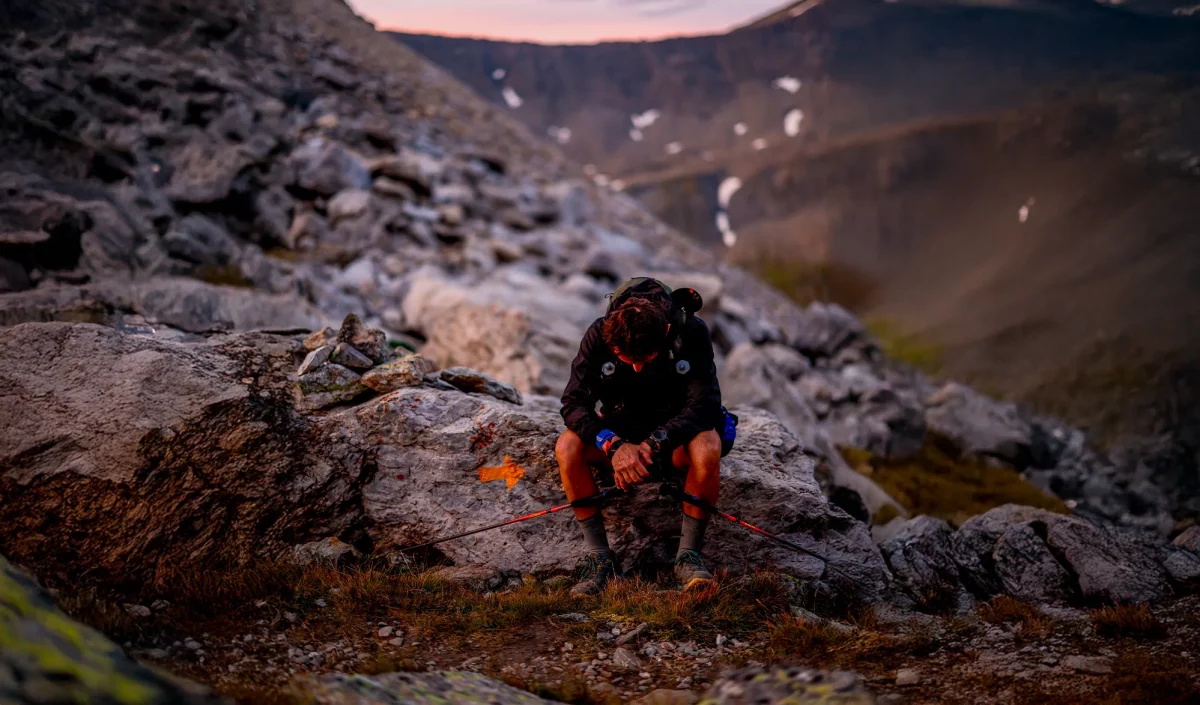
xmin=578 ymin=513 xmax=611 ymax=555
xmin=678 ymin=513 xmax=709 ymax=558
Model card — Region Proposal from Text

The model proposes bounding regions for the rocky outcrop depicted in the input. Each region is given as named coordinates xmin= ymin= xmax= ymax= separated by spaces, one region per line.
xmin=877 ymin=505 xmax=1182 ymax=608
xmin=1 ymin=554 xmax=226 ymax=704
xmin=0 ymin=322 xmax=888 ymax=602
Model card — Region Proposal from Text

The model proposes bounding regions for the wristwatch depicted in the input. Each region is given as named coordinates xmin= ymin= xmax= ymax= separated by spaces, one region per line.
xmin=606 ymin=437 xmax=627 ymax=458
xmin=647 ymin=428 xmax=669 ymax=455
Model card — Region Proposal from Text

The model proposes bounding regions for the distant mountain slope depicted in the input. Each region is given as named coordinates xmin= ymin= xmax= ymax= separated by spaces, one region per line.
xmin=394 ymin=0 xmax=1200 ymax=451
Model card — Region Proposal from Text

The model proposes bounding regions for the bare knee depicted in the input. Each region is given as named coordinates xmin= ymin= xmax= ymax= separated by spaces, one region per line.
xmin=556 ymin=430 xmax=585 ymax=465
xmin=688 ymin=430 xmax=723 ymax=472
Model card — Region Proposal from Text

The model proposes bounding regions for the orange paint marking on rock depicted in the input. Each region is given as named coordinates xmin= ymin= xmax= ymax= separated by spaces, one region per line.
xmin=478 ymin=456 xmax=526 ymax=490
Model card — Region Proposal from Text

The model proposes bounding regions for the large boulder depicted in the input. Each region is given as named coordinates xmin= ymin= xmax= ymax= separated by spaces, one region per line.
xmin=877 ymin=516 xmax=966 ymax=609
xmin=924 ymin=383 xmax=1034 ymax=467
xmin=402 ymin=268 xmax=598 ymax=395
xmin=347 ymin=395 xmax=890 ymax=600
xmin=954 ymin=505 xmax=1173 ymax=604
xmin=0 ymin=322 xmax=890 ymax=603
xmin=0 ymin=323 xmax=363 ymax=584
xmin=1 ymin=554 xmax=226 ymax=704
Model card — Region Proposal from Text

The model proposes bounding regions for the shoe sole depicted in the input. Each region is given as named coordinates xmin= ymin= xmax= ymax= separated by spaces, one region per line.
xmin=680 ymin=576 xmax=715 ymax=591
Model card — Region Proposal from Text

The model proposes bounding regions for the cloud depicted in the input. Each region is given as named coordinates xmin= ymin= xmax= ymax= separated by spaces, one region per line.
xmin=617 ymin=0 xmax=707 ymax=17
xmin=553 ymin=0 xmax=708 ymax=18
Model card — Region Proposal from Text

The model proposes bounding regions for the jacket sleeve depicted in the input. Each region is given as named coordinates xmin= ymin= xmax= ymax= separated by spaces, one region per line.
xmin=560 ymin=320 xmax=607 ymax=447
xmin=658 ymin=317 xmax=723 ymax=450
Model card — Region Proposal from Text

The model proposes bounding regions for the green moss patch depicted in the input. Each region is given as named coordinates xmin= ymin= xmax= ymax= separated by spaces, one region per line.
xmin=840 ymin=435 xmax=1067 ymax=526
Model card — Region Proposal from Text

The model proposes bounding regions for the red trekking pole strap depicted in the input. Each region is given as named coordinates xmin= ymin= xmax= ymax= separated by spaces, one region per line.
xmin=398 ymin=487 xmax=625 ymax=553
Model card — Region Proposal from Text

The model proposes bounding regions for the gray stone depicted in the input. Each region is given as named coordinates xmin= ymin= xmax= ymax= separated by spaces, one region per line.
xmin=253 ymin=187 xmax=293 ymax=246
xmin=338 ymin=314 xmax=389 ymax=364
xmin=616 ymin=622 xmax=649 ymax=645
xmin=702 ymin=666 xmax=875 ymax=705
xmin=1 ymin=554 xmax=227 ymax=704
xmin=366 ymin=149 xmax=444 ymax=194
xmin=373 ymin=177 xmax=417 ymax=202
xmin=955 ymin=505 xmax=1173 ymax=605
xmin=993 ymin=523 xmax=1076 ymax=604
xmin=1174 ymin=526 xmax=1200 ymax=554
xmin=162 ymin=215 xmax=239 ymax=267
xmin=295 ymin=364 xmax=366 ymax=411
xmin=0 ymin=256 xmax=30 ymax=293
xmin=789 ymin=302 xmax=870 ymax=360
xmin=299 ymin=346 xmax=334 ymax=376
xmin=305 ymin=328 xmax=338 ymax=352
xmin=1061 ymin=655 xmax=1112 ymax=675
xmin=878 ymin=516 xmax=963 ymax=609
xmin=292 ymin=538 xmax=362 ymax=567
xmin=1161 ymin=545 xmax=1200 ymax=585
xmin=166 ymin=141 xmax=248 ymax=204
xmin=895 ymin=668 xmax=921 ymax=686
xmin=611 ymin=647 xmax=642 ymax=672
xmin=123 ymin=604 xmax=152 ymax=618
xmin=290 ymin=138 xmax=371 ymax=197
xmin=438 ymin=367 xmax=524 ymax=405
xmin=362 ymin=354 xmax=437 ymax=394
xmin=1046 ymin=515 xmax=1173 ymax=603
xmin=925 ymin=382 xmax=1033 ymax=467
xmin=305 ymin=671 xmax=553 ymax=704
xmin=327 ymin=189 xmax=372 ymax=226
xmin=431 ymin=565 xmax=510 ymax=592
xmin=286 ymin=210 xmax=329 ymax=251
xmin=330 ymin=342 xmax=374 ymax=371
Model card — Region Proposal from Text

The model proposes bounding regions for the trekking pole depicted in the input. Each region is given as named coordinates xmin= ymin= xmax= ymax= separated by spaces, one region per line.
xmin=399 ymin=487 xmax=625 ymax=553
xmin=659 ymin=482 xmax=829 ymax=566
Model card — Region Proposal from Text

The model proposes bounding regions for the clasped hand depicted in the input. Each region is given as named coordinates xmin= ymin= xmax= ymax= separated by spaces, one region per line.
xmin=611 ymin=441 xmax=655 ymax=491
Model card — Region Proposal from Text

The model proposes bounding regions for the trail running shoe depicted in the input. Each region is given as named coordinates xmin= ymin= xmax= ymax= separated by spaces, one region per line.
xmin=674 ymin=549 xmax=714 ymax=590
xmin=570 ymin=551 xmax=620 ymax=596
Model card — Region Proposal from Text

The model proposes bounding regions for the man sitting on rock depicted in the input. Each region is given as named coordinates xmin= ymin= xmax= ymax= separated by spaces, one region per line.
xmin=557 ymin=278 xmax=735 ymax=595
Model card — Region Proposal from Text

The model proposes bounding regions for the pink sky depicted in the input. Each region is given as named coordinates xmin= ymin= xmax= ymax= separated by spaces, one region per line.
xmin=348 ymin=0 xmax=785 ymax=44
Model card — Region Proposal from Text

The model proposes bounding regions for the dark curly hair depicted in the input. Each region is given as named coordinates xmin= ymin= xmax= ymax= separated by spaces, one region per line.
xmin=602 ymin=295 xmax=670 ymax=360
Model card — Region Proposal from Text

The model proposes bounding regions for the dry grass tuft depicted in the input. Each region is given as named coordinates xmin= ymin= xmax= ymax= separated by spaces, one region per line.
xmin=219 ymin=683 xmax=307 ymax=705
xmin=841 ymin=434 xmax=1068 ymax=526
xmin=767 ymin=613 xmax=853 ymax=655
xmin=864 ymin=316 xmax=944 ymax=375
xmin=979 ymin=596 xmax=1051 ymax=637
xmin=742 ymin=254 xmax=880 ymax=311
xmin=597 ymin=571 xmax=794 ymax=641
xmin=1104 ymin=649 xmax=1200 ymax=705
xmin=496 ymin=671 xmax=615 ymax=705
xmin=1091 ymin=603 xmax=1166 ymax=640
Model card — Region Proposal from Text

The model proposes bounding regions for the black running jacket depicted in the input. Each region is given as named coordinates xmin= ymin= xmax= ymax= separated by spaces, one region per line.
xmin=560 ymin=314 xmax=724 ymax=451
